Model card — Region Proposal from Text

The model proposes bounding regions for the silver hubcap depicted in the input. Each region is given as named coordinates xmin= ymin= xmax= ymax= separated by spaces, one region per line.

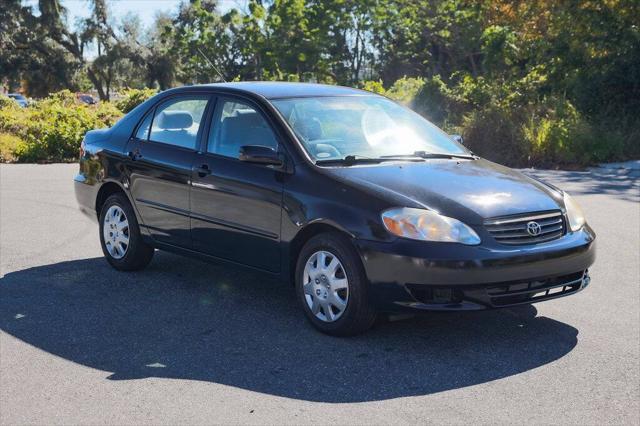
xmin=302 ymin=250 xmax=349 ymax=322
xmin=103 ymin=205 xmax=129 ymax=259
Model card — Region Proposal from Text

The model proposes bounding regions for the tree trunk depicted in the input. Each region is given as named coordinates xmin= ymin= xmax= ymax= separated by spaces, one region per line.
xmin=87 ymin=68 xmax=106 ymax=100
xmin=469 ymin=53 xmax=478 ymax=77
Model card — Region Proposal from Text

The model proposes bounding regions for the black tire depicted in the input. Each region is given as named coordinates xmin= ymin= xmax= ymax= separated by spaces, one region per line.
xmin=99 ymin=192 xmax=154 ymax=271
xmin=295 ymin=232 xmax=377 ymax=336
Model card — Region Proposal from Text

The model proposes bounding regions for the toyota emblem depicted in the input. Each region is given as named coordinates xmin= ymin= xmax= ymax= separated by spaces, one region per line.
xmin=526 ymin=221 xmax=542 ymax=236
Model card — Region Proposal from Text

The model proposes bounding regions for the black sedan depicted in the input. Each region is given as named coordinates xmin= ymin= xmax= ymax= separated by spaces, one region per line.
xmin=74 ymin=82 xmax=595 ymax=335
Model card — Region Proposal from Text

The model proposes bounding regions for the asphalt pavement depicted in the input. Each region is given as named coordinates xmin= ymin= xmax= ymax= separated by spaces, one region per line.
xmin=1 ymin=163 xmax=638 ymax=425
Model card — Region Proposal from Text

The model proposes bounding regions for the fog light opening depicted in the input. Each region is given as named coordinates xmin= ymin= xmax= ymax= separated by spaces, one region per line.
xmin=406 ymin=285 xmax=463 ymax=305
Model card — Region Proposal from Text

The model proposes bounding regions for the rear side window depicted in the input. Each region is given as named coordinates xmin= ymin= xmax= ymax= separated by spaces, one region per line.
xmin=148 ymin=96 xmax=209 ymax=149
xmin=208 ymin=99 xmax=278 ymax=158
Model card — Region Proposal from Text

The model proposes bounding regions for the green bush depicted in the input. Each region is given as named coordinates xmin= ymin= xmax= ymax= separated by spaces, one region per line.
xmin=0 ymin=90 xmax=123 ymax=162
xmin=385 ymin=77 xmax=425 ymax=105
xmin=0 ymin=133 xmax=25 ymax=162
xmin=114 ymin=88 xmax=158 ymax=114
xmin=0 ymin=81 xmax=637 ymax=166
xmin=0 ymin=95 xmax=21 ymax=110
xmin=360 ymin=80 xmax=386 ymax=95
xmin=579 ymin=116 xmax=640 ymax=164
xmin=522 ymin=98 xmax=586 ymax=166
xmin=410 ymin=73 xmax=640 ymax=168
xmin=413 ymin=75 xmax=463 ymax=128
xmin=462 ymin=103 xmax=531 ymax=167
xmin=0 ymin=96 xmax=30 ymax=135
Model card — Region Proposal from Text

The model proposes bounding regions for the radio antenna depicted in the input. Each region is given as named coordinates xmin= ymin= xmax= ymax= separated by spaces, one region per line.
xmin=197 ymin=47 xmax=227 ymax=83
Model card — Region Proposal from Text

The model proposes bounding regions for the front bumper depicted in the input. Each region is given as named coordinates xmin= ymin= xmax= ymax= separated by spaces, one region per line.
xmin=356 ymin=225 xmax=596 ymax=312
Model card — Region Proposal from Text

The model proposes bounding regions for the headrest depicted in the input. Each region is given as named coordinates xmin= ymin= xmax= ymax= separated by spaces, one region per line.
xmin=157 ymin=110 xmax=193 ymax=130
xmin=234 ymin=109 xmax=256 ymax=116
xmin=294 ymin=118 xmax=322 ymax=141
xmin=221 ymin=112 xmax=260 ymax=136
xmin=220 ymin=111 xmax=272 ymax=151
xmin=221 ymin=114 xmax=249 ymax=143
xmin=232 ymin=110 xmax=260 ymax=124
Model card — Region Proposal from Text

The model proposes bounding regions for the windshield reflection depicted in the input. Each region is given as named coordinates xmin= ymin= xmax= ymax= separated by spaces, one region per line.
xmin=271 ymin=96 xmax=469 ymax=161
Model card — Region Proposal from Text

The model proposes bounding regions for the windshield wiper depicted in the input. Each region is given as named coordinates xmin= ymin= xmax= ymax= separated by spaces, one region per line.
xmin=315 ymin=154 xmax=424 ymax=166
xmin=380 ymin=151 xmax=476 ymax=160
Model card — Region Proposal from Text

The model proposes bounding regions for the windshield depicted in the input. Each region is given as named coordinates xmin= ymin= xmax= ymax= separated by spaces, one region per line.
xmin=271 ymin=96 xmax=468 ymax=161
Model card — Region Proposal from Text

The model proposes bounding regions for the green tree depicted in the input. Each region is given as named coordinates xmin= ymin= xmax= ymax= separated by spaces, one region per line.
xmin=166 ymin=0 xmax=236 ymax=83
xmin=0 ymin=0 xmax=78 ymax=96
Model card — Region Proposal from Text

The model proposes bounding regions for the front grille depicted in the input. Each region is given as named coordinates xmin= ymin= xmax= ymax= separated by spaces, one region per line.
xmin=484 ymin=210 xmax=565 ymax=245
xmin=486 ymin=271 xmax=587 ymax=307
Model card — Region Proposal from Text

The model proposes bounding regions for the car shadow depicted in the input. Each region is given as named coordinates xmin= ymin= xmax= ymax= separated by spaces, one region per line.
xmin=0 ymin=252 xmax=578 ymax=403
xmin=522 ymin=168 xmax=639 ymax=203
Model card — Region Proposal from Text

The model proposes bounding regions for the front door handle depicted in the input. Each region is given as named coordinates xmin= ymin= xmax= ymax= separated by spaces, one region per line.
xmin=195 ymin=164 xmax=211 ymax=177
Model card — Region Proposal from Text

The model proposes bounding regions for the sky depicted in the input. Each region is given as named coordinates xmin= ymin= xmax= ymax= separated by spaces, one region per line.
xmin=23 ymin=0 xmax=246 ymax=29
xmin=21 ymin=0 xmax=247 ymax=59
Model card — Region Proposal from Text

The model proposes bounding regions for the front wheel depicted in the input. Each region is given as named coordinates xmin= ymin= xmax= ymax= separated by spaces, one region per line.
xmin=295 ymin=232 xmax=376 ymax=336
xmin=99 ymin=193 xmax=154 ymax=271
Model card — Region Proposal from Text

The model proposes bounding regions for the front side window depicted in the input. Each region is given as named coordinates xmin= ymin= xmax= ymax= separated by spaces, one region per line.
xmin=271 ymin=96 xmax=469 ymax=161
xmin=149 ymin=96 xmax=209 ymax=149
xmin=208 ymin=99 xmax=278 ymax=158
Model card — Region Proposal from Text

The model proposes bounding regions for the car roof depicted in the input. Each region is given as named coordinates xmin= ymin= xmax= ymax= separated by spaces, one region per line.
xmin=192 ymin=82 xmax=371 ymax=100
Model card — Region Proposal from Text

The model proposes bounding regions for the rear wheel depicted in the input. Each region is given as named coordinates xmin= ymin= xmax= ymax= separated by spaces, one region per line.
xmin=99 ymin=193 xmax=154 ymax=271
xmin=295 ymin=232 xmax=376 ymax=336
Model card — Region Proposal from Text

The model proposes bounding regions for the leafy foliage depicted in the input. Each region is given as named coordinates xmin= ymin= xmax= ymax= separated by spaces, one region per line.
xmin=0 ymin=132 xmax=23 ymax=162
xmin=1 ymin=0 xmax=638 ymax=166
xmin=385 ymin=77 xmax=426 ymax=105
xmin=0 ymin=91 xmax=122 ymax=162
xmin=360 ymin=80 xmax=386 ymax=95
xmin=114 ymin=88 xmax=158 ymax=113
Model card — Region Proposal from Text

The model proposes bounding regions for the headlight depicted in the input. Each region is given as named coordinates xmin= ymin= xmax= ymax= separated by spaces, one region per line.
xmin=564 ymin=192 xmax=586 ymax=231
xmin=381 ymin=207 xmax=481 ymax=245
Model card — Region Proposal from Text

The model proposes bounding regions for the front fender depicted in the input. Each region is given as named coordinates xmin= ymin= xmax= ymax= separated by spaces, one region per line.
xmin=281 ymin=170 xmax=392 ymax=246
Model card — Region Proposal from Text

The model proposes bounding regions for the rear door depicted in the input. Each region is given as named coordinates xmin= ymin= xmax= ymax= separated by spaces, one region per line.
xmin=126 ymin=94 xmax=212 ymax=248
xmin=190 ymin=96 xmax=284 ymax=272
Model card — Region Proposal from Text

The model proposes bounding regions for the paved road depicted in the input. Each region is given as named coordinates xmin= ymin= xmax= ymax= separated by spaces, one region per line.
xmin=1 ymin=164 xmax=638 ymax=425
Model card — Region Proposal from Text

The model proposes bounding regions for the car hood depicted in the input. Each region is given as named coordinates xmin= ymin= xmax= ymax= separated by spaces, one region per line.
xmin=324 ymin=158 xmax=564 ymax=224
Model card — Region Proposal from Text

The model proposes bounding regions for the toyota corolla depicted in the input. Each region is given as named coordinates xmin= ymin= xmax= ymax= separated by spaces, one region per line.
xmin=74 ymin=82 xmax=596 ymax=335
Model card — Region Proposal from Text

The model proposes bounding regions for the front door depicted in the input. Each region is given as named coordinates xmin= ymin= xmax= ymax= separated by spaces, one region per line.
xmin=125 ymin=95 xmax=211 ymax=247
xmin=190 ymin=97 xmax=284 ymax=272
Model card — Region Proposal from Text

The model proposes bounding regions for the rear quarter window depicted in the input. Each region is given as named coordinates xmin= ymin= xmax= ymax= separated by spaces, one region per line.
xmin=135 ymin=112 xmax=153 ymax=140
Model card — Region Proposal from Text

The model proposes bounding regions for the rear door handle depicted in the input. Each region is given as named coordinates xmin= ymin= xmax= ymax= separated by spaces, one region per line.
xmin=195 ymin=164 xmax=211 ymax=177
xmin=128 ymin=150 xmax=143 ymax=161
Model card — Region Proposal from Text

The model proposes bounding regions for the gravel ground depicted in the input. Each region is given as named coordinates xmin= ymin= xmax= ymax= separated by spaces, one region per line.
xmin=1 ymin=163 xmax=638 ymax=425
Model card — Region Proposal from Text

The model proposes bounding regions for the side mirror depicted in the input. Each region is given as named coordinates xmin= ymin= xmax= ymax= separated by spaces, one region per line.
xmin=450 ymin=134 xmax=464 ymax=144
xmin=239 ymin=145 xmax=283 ymax=166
